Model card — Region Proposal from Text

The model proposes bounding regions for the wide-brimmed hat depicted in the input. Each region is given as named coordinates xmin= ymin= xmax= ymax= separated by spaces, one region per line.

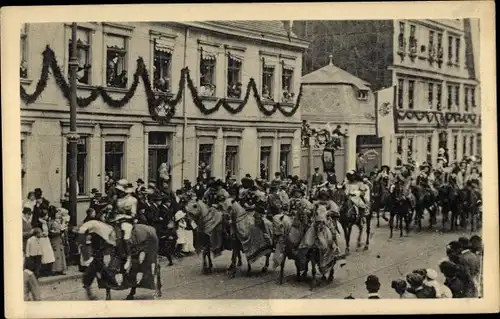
xmin=136 ymin=178 xmax=144 ymax=184
xmin=174 ymin=210 xmax=186 ymax=222
xmin=91 ymin=188 xmax=99 ymax=194
xmin=425 ymin=268 xmax=438 ymax=281
xmin=380 ymin=165 xmax=390 ymax=171
xmin=419 ymin=162 xmax=430 ymax=170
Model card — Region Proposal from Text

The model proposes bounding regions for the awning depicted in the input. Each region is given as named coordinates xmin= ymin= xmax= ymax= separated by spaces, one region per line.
xmin=228 ymin=51 xmax=244 ymax=63
xmin=105 ymin=35 xmax=125 ymax=49
xmin=263 ymin=63 xmax=276 ymax=69
xmin=201 ymin=48 xmax=217 ymax=61
xmin=282 ymin=63 xmax=294 ymax=71
xmin=155 ymin=38 xmax=174 ymax=54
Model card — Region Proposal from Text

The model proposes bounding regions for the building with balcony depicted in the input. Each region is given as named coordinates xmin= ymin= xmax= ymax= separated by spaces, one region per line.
xmin=20 ymin=21 xmax=308 ymax=222
xmin=293 ymin=19 xmax=481 ymax=167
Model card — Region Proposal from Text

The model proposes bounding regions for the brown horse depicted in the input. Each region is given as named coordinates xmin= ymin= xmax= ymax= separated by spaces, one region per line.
xmin=388 ymin=181 xmax=412 ymax=238
xmin=371 ymin=177 xmax=390 ymax=227
xmin=77 ymin=220 xmax=162 ymax=300
xmin=335 ymin=189 xmax=371 ymax=255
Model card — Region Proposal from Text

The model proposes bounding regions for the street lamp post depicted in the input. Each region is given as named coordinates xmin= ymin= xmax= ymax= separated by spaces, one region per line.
xmin=68 ymin=23 xmax=79 ymax=226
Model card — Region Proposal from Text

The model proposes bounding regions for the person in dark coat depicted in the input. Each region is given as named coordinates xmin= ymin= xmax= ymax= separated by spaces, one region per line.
xmin=456 ymin=237 xmax=480 ymax=296
xmin=311 ymin=167 xmax=324 ymax=187
xmin=406 ymin=273 xmax=436 ymax=298
xmin=365 ymin=275 xmax=381 ymax=299
xmin=439 ymin=260 xmax=470 ymax=298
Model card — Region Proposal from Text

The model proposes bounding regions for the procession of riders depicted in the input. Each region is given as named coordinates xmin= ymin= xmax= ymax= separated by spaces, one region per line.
xmin=80 ymin=148 xmax=482 ymax=291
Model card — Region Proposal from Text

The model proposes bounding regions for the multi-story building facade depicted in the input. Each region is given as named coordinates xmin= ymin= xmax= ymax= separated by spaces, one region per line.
xmin=293 ymin=19 xmax=481 ymax=167
xmin=20 ymin=21 xmax=308 ymax=222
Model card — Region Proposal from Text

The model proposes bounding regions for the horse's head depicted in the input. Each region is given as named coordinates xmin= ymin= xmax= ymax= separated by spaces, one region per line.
xmin=314 ymin=205 xmax=329 ymax=232
xmin=184 ymin=199 xmax=202 ymax=220
xmin=272 ymin=214 xmax=291 ymax=239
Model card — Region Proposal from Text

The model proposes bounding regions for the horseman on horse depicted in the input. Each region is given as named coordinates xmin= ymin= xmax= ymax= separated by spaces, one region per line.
xmin=344 ymin=170 xmax=369 ymax=219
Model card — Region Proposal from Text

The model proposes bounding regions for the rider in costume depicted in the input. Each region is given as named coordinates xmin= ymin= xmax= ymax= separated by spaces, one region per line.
xmin=107 ymin=179 xmax=138 ymax=272
xmin=344 ymin=170 xmax=369 ymax=218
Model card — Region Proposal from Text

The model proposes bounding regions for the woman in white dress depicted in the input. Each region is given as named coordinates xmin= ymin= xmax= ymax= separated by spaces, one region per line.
xmin=32 ymin=208 xmax=55 ymax=276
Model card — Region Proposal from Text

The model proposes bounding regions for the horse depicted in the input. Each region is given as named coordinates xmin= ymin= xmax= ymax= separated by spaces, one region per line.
xmin=460 ymin=186 xmax=482 ymax=232
xmin=271 ymin=213 xmax=309 ymax=285
xmin=296 ymin=205 xmax=341 ymax=290
xmin=184 ymin=199 xmax=240 ymax=274
xmin=371 ymin=177 xmax=390 ymax=227
xmin=221 ymin=198 xmax=273 ymax=278
xmin=412 ymin=184 xmax=438 ymax=231
xmin=336 ymin=190 xmax=370 ymax=255
xmin=77 ymin=220 xmax=162 ymax=300
xmin=437 ymin=183 xmax=461 ymax=231
xmin=388 ymin=181 xmax=412 ymax=238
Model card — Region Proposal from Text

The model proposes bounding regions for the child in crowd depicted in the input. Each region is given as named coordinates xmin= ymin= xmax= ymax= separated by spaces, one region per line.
xmin=25 ymin=227 xmax=43 ymax=278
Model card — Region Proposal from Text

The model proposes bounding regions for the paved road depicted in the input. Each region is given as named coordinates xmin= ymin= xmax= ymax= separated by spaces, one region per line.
xmin=40 ymin=219 xmax=478 ymax=300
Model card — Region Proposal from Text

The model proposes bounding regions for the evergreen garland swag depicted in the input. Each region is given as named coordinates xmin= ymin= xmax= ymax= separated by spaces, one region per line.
xmin=397 ymin=109 xmax=478 ymax=125
xmin=21 ymin=46 xmax=301 ymax=119
xmin=20 ymin=46 xmax=185 ymax=121
xmin=185 ymin=70 xmax=301 ymax=117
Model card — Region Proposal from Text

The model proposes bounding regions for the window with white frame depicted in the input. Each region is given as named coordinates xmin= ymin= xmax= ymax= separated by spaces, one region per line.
xmin=397 ymin=78 xmax=404 ymax=109
xmin=464 ymin=87 xmax=470 ymax=112
xmin=476 ymin=133 xmax=481 ymax=156
xmin=452 ymin=135 xmax=458 ymax=160
xmin=357 ymin=90 xmax=369 ymax=101
xmin=66 ymin=137 xmax=88 ymax=195
xmin=262 ymin=62 xmax=275 ymax=101
xmin=148 ymin=132 xmax=170 ymax=183
xmin=281 ymin=63 xmax=294 ymax=103
xmin=198 ymin=144 xmax=213 ymax=178
xmin=437 ymin=33 xmax=443 ymax=63
xmin=447 ymin=85 xmax=453 ymax=110
xmin=407 ymin=137 xmax=414 ymax=162
xmin=462 ymin=135 xmax=467 ymax=158
xmin=199 ymin=48 xmax=217 ymax=97
xmin=454 ymin=85 xmax=460 ymax=109
xmin=227 ymin=52 xmax=243 ymax=99
xmin=153 ymin=38 xmax=173 ymax=93
xmin=68 ymin=27 xmax=92 ymax=85
xmin=436 ymin=84 xmax=442 ymax=111
xmin=455 ymin=38 xmax=461 ymax=64
xmin=428 ymin=83 xmax=434 ymax=109
xmin=447 ymin=35 xmax=453 ymax=63
xmin=408 ymin=80 xmax=414 ymax=109
xmin=426 ymin=136 xmax=433 ymax=164
xmin=280 ymin=144 xmax=291 ymax=178
xmin=471 ymin=87 xmax=476 ymax=107
xmin=105 ymin=141 xmax=125 ymax=181
xmin=398 ymin=22 xmax=405 ymax=50
xmin=225 ymin=145 xmax=239 ymax=177
xmin=469 ymin=135 xmax=474 ymax=156
xmin=105 ymin=34 xmax=128 ymax=88
xmin=396 ymin=137 xmax=403 ymax=166
xmin=260 ymin=146 xmax=272 ymax=180
xmin=20 ymin=24 xmax=28 ymax=79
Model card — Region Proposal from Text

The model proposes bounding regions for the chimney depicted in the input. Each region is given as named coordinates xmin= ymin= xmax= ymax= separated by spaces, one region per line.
xmin=329 ymin=54 xmax=333 ymax=66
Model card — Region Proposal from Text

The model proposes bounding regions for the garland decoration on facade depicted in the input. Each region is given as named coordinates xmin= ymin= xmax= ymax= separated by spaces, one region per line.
xmin=22 ymin=46 xmax=301 ymax=120
xmin=21 ymin=46 xmax=184 ymax=122
xmin=396 ymin=109 xmax=479 ymax=127
xmin=185 ymin=69 xmax=300 ymax=117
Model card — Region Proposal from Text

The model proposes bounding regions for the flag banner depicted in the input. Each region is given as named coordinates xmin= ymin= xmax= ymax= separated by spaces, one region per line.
xmin=375 ymin=86 xmax=397 ymax=138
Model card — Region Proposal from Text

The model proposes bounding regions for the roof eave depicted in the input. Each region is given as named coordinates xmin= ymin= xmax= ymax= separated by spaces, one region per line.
xmin=178 ymin=21 xmax=310 ymax=49
xmin=300 ymin=81 xmax=371 ymax=90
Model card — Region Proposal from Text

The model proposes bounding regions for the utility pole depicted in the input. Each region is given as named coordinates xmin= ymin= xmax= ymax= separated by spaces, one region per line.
xmin=68 ymin=23 xmax=79 ymax=227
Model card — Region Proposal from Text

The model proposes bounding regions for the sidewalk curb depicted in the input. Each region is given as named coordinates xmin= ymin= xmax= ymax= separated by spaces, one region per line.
xmin=39 ymin=255 xmax=199 ymax=287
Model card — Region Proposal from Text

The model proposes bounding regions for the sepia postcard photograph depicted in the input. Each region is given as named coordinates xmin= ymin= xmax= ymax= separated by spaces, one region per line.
xmin=1 ymin=1 xmax=498 ymax=318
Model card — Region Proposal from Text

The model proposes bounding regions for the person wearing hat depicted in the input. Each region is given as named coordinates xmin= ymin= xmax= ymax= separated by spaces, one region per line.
xmin=344 ymin=170 xmax=368 ymax=217
xmin=174 ymin=210 xmax=196 ymax=255
xmin=365 ymin=275 xmax=381 ymax=299
xmin=311 ymin=167 xmax=324 ymax=188
xmin=391 ymin=279 xmax=416 ymax=298
xmin=406 ymin=273 xmax=432 ymax=298
xmin=267 ymin=181 xmax=282 ymax=216
xmin=423 ymin=268 xmax=453 ymax=298
xmin=135 ymin=178 xmax=146 ymax=195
